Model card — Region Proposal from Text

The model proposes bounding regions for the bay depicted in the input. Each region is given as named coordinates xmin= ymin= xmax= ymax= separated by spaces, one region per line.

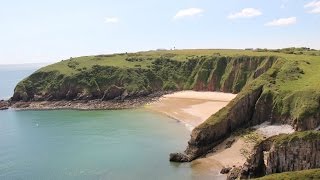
xmin=0 ymin=64 xmax=223 ymax=180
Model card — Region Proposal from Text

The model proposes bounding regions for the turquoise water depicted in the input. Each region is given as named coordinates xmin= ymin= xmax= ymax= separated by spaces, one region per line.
xmin=0 ymin=109 xmax=194 ymax=179
xmin=0 ymin=64 xmax=223 ymax=179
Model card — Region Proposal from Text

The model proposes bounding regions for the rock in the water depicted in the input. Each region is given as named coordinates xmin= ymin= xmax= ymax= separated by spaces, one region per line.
xmin=0 ymin=100 xmax=9 ymax=110
xmin=169 ymin=153 xmax=190 ymax=162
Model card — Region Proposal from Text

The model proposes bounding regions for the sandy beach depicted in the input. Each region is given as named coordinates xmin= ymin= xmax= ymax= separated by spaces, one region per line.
xmin=147 ymin=91 xmax=237 ymax=129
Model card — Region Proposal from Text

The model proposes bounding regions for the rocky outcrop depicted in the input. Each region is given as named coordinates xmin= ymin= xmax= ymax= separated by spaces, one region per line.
xmin=220 ymin=167 xmax=232 ymax=174
xmin=10 ymin=93 xmax=163 ymax=110
xmin=294 ymin=112 xmax=320 ymax=131
xmin=169 ymin=153 xmax=190 ymax=162
xmin=239 ymin=131 xmax=320 ymax=179
xmin=266 ymin=139 xmax=320 ymax=173
xmin=227 ymin=167 xmax=242 ymax=180
xmin=0 ymin=100 xmax=9 ymax=110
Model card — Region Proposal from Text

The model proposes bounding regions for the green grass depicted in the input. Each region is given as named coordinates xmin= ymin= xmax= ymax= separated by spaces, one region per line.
xmin=255 ymin=169 xmax=320 ymax=180
xmin=270 ymin=131 xmax=320 ymax=146
xmin=40 ymin=49 xmax=320 ymax=75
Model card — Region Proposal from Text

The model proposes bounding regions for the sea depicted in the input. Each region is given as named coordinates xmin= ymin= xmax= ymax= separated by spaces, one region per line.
xmin=0 ymin=64 xmax=224 ymax=180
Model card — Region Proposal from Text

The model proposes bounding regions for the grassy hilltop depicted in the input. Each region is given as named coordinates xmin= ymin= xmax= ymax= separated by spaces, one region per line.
xmin=13 ymin=48 xmax=320 ymax=127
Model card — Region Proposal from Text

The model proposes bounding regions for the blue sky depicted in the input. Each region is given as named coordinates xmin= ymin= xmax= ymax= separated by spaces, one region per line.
xmin=0 ymin=0 xmax=319 ymax=64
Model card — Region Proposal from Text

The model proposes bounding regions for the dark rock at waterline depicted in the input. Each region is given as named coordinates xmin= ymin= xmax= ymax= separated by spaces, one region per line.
xmin=0 ymin=100 xmax=9 ymax=110
xmin=101 ymin=85 xmax=126 ymax=101
xmin=169 ymin=153 xmax=190 ymax=162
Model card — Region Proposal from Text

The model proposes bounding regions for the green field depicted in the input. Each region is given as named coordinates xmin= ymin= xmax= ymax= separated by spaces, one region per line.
xmin=38 ymin=48 xmax=320 ymax=75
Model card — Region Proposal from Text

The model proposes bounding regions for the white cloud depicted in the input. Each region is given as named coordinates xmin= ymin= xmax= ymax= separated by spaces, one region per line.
xmin=174 ymin=8 xmax=204 ymax=19
xmin=228 ymin=8 xmax=262 ymax=19
xmin=105 ymin=17 xmax=119 ymax=23
xmin=304 ymin=1 xmax=320 ymax=14
xmin=265 ymin=17 xmax=297 ymax=27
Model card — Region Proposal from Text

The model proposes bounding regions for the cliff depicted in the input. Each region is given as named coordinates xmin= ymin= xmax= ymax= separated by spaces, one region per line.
xmin=171 ymin=53 xmax=320 ymax=162
xmin=12 ymin=53 xmax=275 ymax=102
xmin=239 ymin=131 xmax=320 ymax=179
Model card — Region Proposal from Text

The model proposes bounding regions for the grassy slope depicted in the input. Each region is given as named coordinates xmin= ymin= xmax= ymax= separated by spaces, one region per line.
xmin=255 ymin=169 xmax=320 ymax=180
xmin=39 ymin=49 xmax=320 ymax=90
xmin=14 ymin=48 xmax=320 ymax=127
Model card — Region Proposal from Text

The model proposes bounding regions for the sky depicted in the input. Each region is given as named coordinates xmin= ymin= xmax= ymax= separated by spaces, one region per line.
xmin=0 ymin=0 xmax=319 ymax=64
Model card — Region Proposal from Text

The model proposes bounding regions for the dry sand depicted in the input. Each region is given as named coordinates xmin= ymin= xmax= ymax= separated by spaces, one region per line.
xmin=147 ymin=91 xmax=237 ymax=130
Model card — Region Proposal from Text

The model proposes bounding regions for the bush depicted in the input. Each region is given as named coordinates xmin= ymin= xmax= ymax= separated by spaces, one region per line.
xmin=163 ymin=81 xmax=178 ymax=90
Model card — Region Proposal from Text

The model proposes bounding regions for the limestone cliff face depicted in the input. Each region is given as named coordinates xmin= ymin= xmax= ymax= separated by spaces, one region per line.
xmin=240 ymin=131 xmax=320 ymax=179
xmin=252 ymin=90 xmax=320 ymax=131
xmin=294 ymin=112 xmax=320 ymax=131
xmin=266 ymin=139 xmax=320 ymax=173
xmin=192 ymin=56 xmax=276 ymax=93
